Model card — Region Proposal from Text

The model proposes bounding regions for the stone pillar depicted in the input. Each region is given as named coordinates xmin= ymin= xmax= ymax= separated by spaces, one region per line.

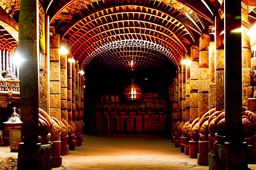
xmin=224 ymin=0 xmax=247 ymax=169
xmin=208 ymin=38 xmax=216 ymax=109
xmin=60 ymin=44 xmax=68 ymax=120
xmin=190 ymin=45 xmax=199 ymax=119
xmin=185 ymin=57 xmax=191 ymax=121
xmin=181 ymin=63 xmax=186 ymax=121
xmin=242 ymin=3 xmax=252 ymax=107
xmin=17 ymin=0 xmax=40 ymax=169
xmin=198 ymin=34 xmax=210 ymax=117
xmin=67 ymin=55 xmax=73 ymax=121
xmin=72 ymin=61 xmax=77 ymax=121
xmin=215 ymin=16 xmax=225 ymax=111
xmin=178 ymin=68 xmax=182 ymax=121
xmin=49 ymin=34 xmax=61 ymax=120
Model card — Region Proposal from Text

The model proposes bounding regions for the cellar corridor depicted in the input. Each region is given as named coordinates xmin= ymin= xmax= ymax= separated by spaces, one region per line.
xmin=1 ymin=0 xmax=256 ymax=170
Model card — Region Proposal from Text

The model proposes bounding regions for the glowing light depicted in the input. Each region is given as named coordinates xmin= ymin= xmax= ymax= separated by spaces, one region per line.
xmin=68 ymin=58 xmax=75 ymax=63
xmin=12 ymin=52 xmax=24 ymax=66
xmin=59 ymin=46 xmax=69 ymax=55
xmin=181 ymin=59 xmax=191 ymax=66
xmin=231 ymin=27 xmax=247 ymax=34
xmin=79 ymin=70 xmax=85 ymax=75
xmin=130 ymin=60 xmax=134 ymax=68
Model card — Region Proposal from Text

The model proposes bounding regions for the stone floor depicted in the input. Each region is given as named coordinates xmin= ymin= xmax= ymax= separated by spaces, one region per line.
xmin=1 ymin=135 xmax=256 ymax=170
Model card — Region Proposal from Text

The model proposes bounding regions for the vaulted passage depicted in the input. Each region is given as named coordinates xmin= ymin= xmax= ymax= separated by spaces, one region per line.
xmin=1 ymin=1 xmax=256 ymax=170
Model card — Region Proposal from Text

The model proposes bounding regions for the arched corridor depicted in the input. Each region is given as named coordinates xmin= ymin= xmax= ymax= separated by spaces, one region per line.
xmin=1 ymin=0 xmax=256 ymax=170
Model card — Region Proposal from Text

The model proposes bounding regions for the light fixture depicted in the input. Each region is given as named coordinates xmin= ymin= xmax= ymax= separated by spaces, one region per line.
xmin=79 ymin=70 xmax=85 ymax=75
xmin=68 ymin=57 xmax=75 ymax=63
xmin=124 ymin=59 xmax=142 ymax=100
xmin=124 ymin=80 xmax=142 ymax=100
xmin=12 ymin=51 xmax=24 ymax=66
xmin=181 ymin=59 xmax=191 ymax=66
xmin=59 ymin=45 xmax=69 ymax=55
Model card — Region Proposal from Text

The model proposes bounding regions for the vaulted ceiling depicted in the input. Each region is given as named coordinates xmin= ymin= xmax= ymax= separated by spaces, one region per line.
xmin=0 ymin=0 xmax=256 ymax=70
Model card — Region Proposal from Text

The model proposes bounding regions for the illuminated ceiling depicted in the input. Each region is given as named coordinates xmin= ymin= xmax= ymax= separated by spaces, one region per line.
xmin=0 ymin=0 xmax=256 ymax=70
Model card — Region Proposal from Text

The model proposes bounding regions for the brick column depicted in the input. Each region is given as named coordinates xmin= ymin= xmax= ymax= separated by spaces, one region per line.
xmin=67 ymin=55 xmax=73 ymax=121
xmin=190 ymin=45 xmax=199 ymax=119
xmin=242 ymin=2 xmax=252 ymax=107
xmin=60 ymin=45 xmax=68 ymax=120
xmin=72 ymin=62 xmax=77 ymax=121
xmin=198 ymin=34 xmax=210 ymax=117
xmin=185 ymin=56 xmax=191 ymax=121
xmin=181 ymin=63 xmax=186 ymax=121
xmin=49 ymin=34 xmax=61 ymax=120
xmin=208 ymin=37 xmax=216 ymax=109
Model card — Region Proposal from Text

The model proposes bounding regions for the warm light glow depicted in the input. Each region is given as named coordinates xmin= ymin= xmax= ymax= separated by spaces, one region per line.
xmin=124 ymin=82 xmax=142 ymax=100
xmin=130 ymin=60 xmax=134 ymax=68
xmin=59 ymin=46 xmax=69 ymax=55
xmin=79 ymin=70 xmax=85 ymax=75
xmin=231 ymin=27 xmax=247 ymax=34
xmin=131 ymin=87 xmax=137 ymax=99
xmin=12 ymin=52 xmax=24 ymax=66
xmin=181 ymin=59 xmax=191 ymax=66
xmin=248 ymin=24 xmax=256 ymax=37
xmin=68 ymin=58 xmax=75 ymax=63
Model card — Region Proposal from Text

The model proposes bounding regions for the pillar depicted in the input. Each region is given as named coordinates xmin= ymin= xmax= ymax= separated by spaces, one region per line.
xmin=242 ymin=2 xmax=252 ymax=107
xmin=190 ymin=45 xmax=199 ymax=119
xmin=49 ymin=34 xmax=61 ymax=120
xmin=67 ymin=55 xmax=73 ymax=121
xmin=198 ymin=34 xmax=210 ymax=117
xmin=185 ymin=56 xmax=191 ymax=121
xmin=60 ymin=44 xmax=68 ymax=120
xmin=17 ymin=0 xmax=40 ymax=169
xmin=72 ymin=61 xmax=77 ymax=121
xmin=224 ymin=0 xmax=247 ymax=169
xmin=181 ymin=63 xmax=186 ymax=121
xmin=208 ymin=37 xmax=216 ymax=109
xmin=215 ymin=16 xmax=225 ymax=111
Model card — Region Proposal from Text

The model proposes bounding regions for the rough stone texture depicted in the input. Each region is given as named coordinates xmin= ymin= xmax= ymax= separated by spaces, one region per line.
xmin=199 ymin=34 xmax=210 ymax=51
xmin=190 ymin=107 xmax=198 ymax=119
xmin=61 ymin=100 xmax=68 ymax=108
xmin=50 ymin=94 xmax=61 ymax=107
xmin=50 ymin=49 xmax=60 ymax=61
xmin=190 ymin=79 xmax=198 ymax=91
xmin=216 ymin=50 xmax=224 ymax=69
xmin=199 ymin=67 xmax=209 ymax=80
xmin=50 ymin=34 xmax=60 ymax=48
xmin=209 ymin=83 xmax=216 ymax=109
xmin=190 ymin=92 xmax=198 ymax=107
xmin=251 ymin=57 xmax=256 ymax=69
xmin=199 ymin=51 xmax=209 ymax=67
xmin=61 ymin=110 xmax=68 ymax=120
xmin=50 ymin=62 xmax=60 ymax=80
xmin=191 ymin=45 xmax=199 ymax=60
xmin=216 ymin=69 xmax=224 ymax=110
xmin=61 ymin=71 xmax=67 ymax=87
xmin=61 ymin=88 xmax=67 ymax=99
xmin=190 ymin=61 xmax=199 ymax=79
xmin=242 ymin=48 xmax=251 ymax=68
xmin=50 ymin=81 xmax=61 ymax=94
xmin=242 ymin=68 xmax=251 ymax=86
xmin=50 ymin=107 xmax=61 ymax=119
xmin=67 ymin=90 xmax=72 ymax=100
xmin=198 ymin=92 xmax=208 ymax=117
xmin=39 ymin=61 xmax=48 ymax=111
xmin=209 ymin=42 xmax=215 ymax=83
xmin=198 ymin=79 xmax=209 ymax=92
